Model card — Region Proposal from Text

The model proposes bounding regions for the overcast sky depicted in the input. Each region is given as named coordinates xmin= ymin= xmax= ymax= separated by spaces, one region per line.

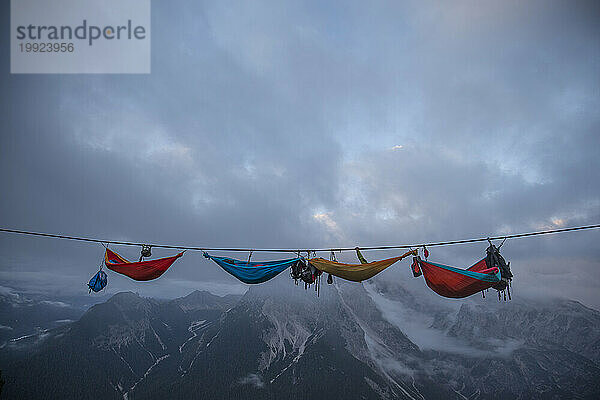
xmin=1 ymin=0 xmax=599 ymax=307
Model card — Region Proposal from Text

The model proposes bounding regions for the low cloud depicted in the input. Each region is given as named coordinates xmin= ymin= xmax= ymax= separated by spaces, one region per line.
xmin=0 ymin=285 xmax=19 ymax=299
xmin=238 ymin=373 xmax=264 ymax=388
xmin=40 ymin=300 xmax=71 ymax=308
xmin=364 ymin=282 xmax=521 ymax=357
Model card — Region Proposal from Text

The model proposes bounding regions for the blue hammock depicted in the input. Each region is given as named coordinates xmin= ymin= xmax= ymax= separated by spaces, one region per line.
xmin=88 ymin=270 xmax=107 ymax=293
xmin=203 ymin=252 xmax=300 ymax=284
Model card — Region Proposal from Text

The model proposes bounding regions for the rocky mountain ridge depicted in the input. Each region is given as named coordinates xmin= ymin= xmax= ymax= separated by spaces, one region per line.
xmin=0 ymin=280 xmax=599 ymax=399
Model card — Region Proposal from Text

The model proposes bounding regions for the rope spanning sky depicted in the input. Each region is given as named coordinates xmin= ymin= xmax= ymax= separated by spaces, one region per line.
xmin=1 ymin=224 xmax=599 ymax=254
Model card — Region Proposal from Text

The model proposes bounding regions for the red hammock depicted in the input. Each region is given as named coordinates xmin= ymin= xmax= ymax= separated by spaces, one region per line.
xmin=413 ymin=258 xmax=501 ymax=298
xmin=104 ymin=248 xmax=184 ymax=281
xmin=411 ymin=244 xmax=512 ymax=299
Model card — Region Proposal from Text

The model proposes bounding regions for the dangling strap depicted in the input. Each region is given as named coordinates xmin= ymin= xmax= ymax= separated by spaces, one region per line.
xmin=317 ymin=274 xmax=321 ymax=297
xmin=90 ymin=247 xmax=106 ymax=293
xmin=326 ymin=250 xmax=337 ymax=285
xmin=498 ymin=237 xmax=507 ymax=249
xmin=355 ymin=247 xmax=368 ymax=264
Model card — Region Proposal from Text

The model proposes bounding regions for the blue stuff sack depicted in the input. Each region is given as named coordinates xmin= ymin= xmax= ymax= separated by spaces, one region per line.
xmin=88 ymin=270 xmax=107 ymax=293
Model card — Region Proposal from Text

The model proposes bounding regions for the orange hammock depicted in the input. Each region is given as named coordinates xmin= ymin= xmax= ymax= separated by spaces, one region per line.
xmin=309 ymin=249 xmax=416 ymax=282
xmin=104 ymin=248 xmax=184 ymax=281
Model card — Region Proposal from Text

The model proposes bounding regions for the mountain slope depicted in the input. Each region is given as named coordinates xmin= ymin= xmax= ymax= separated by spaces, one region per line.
xmin=0 ymin=290 xmax=239 ymax=399
xmin=1 ymin=281 xmax=599 ymax=400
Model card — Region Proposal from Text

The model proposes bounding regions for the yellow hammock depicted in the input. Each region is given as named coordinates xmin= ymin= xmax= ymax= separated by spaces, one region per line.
xmin=309 ymin=249 xmax=417 ymax=282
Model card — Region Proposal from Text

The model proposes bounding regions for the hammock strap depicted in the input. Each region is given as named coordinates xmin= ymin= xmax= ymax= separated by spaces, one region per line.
xmin=498 ymin=237 xmax=507 ymax=249
xmin=355 ymin=247 xmax=368 ymax=264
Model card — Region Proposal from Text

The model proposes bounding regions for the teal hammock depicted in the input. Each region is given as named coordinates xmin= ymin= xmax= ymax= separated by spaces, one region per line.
xmin=203 ymin=252 xmax=300 ymax=284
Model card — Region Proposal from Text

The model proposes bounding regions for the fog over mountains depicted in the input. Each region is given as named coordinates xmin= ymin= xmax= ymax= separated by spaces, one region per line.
xmin=1 ymin=276 xmax=599 ymax=400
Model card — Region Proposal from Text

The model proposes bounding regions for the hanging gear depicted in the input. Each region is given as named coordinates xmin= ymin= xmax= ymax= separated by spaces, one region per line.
xmin=486 ymin=240 xmax=513 ymax=299
xmin=290 ymin=251 xmax=322 ymax=287
xmin=88 ymin=268 xmax=107 ymax=293
xmin=88 ymin=250 xmax=108 ymax=293
xmin=326 ymin=251 xmax=336 ymax=285
xmin=139 ymin=245 xmax=152 ymax=261
xmin=411 ymin=256 xmax=422 ymax=277
xmin=290 ymin=252 xmax=304 ymax=284
xmin=290 ymin=258 xmax=305 ymax=282
xmin=302 ymin=261 xmax=320 ymax=285
xmin=300 ymin=252 xmax=314 ymax=287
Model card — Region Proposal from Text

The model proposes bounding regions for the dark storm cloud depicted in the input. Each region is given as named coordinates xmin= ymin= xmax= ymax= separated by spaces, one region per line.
xmin=0 ymin=1 xmax=599 ymax=306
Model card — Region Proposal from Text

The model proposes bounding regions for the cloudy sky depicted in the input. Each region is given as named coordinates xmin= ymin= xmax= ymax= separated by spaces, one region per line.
xmin=1 ymin=1 xmax=599 ymax=307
